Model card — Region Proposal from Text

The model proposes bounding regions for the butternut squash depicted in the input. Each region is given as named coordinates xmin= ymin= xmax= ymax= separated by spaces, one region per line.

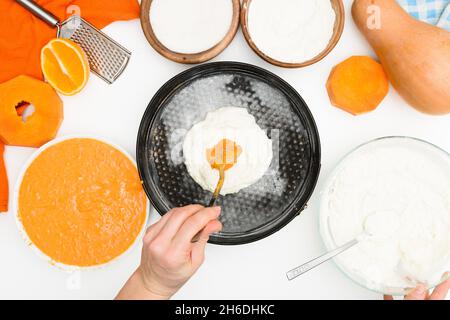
xmin=352 ymin=0 xmax=450 ymax=115
xmin=0 ymin=76 xmax=63 ymax=148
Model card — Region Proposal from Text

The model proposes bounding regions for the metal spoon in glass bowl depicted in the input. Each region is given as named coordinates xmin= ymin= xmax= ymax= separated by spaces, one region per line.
xmin=286 ymin=210 xmax=398 ymax=280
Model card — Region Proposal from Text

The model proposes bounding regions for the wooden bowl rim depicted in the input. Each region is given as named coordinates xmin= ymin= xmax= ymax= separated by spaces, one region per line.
xmin=240 ymin=0 xmax=345 ymax=68
xmin=140 ymin=0 xmax=241 ymax=64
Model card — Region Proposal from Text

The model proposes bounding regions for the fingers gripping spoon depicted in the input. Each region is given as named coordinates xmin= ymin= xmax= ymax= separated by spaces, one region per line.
xmin=191 ymin=166 xmax=224 ymax=243
xmin=16 ymin=0 xmax=131 ymax=84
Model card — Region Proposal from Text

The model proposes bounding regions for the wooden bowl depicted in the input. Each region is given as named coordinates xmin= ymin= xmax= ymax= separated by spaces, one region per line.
xmin=140 ymin=0 xmax=241 ymax=64
xmin=241 ymin=0 xmax=345 ymax=68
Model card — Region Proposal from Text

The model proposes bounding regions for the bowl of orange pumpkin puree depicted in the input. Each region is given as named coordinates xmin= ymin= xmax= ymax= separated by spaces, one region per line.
xmin=14 ymin=137 xmax=149 ymax=269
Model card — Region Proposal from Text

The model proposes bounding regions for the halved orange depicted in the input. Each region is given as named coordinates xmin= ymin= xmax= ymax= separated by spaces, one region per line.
xmin=41 ymin=38 xmax=89 ymax=96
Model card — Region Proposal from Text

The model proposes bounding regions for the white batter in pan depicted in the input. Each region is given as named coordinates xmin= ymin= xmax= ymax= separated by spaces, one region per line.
xmin=183 ymin=107 xmax=273 ymax=195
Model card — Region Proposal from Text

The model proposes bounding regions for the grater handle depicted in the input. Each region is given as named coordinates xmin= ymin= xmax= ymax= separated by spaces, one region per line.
xmin=15 ymin=0 xmax=60 ymax=27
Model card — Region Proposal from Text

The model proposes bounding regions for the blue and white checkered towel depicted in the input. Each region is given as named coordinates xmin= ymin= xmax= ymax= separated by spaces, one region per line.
xmin=397 ymin=0 xmax=450 ymax=31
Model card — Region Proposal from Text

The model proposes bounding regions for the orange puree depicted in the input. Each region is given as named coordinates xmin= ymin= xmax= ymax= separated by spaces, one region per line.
xmin=206 ymin=139 xmax=242 ymax=171
xmin=18 ymin=138 xmax=147 ymax=267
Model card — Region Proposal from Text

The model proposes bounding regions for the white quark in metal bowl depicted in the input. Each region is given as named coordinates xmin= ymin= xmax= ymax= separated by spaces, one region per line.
xmin=320 ymin=137 xmax=450 ymax=295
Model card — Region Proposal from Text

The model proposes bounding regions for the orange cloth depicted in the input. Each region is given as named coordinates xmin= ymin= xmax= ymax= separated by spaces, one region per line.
xmin=0 ymin=142 xmax=8 ymax=213
xmin=0 ymin=0 xmax=139 ymax=83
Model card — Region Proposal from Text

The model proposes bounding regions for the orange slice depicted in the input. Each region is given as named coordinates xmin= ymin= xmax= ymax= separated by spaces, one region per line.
xmin=41 ymin=38 xmax=89 ymax=96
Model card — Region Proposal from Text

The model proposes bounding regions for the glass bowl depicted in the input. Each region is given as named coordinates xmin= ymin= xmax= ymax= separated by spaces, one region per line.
xmin=319 ymin=136 xmax=450 ymax=296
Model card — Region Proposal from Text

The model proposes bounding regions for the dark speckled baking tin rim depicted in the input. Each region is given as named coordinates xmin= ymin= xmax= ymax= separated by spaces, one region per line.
xmin=136 ymin=61 xmax=321 ymax=245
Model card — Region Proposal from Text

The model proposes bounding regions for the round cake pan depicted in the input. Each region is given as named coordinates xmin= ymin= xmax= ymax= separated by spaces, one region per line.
xmin=137 ymin=61 xmax=321 ymax=245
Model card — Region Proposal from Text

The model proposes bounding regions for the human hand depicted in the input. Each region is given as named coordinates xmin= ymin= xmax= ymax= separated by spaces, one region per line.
xmin=384 ymin=274 xmax=450 ymax=300
xmin=116 ymin=205 xmax=222 ymax=300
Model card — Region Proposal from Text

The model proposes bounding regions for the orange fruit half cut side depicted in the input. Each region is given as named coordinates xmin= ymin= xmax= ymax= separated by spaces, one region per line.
xmin=41 ymin=38 xmax=90 ymax=96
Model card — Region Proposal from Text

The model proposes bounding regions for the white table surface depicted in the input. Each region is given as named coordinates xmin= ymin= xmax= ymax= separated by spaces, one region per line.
xmin=1 ymin=0 xmax=449 ymax=300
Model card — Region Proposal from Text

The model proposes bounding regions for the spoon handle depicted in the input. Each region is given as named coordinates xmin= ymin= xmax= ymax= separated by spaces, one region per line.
xmin=208 ymin=195 xmax=218 ymax=207
xmin=286 ymin=238 xmax=359 ymax=281
xmin=208 ymin=167 xmax=225 ymax=207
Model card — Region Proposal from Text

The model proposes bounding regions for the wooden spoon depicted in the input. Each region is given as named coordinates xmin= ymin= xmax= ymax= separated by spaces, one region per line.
xmin=192 ymin=139 xmax=241 ymax=242
xmin=206 ymin=139 xmax=242 ymax=207
xmin=208 ymin=165 xmax=225 ymax=207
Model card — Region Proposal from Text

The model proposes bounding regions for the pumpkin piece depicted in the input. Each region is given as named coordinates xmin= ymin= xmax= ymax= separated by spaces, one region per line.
xmin=352 ymin=0 xmax=450 ymax=115
xmin=327 ymin=56 xmax=389 ymax=115
xmin=15 ymin=102 xmax=29 ymax=117
xmin=0 ymin=142 xmax=8 ymax=213
xmin=0 ymin=75 xmax=63 ymax=148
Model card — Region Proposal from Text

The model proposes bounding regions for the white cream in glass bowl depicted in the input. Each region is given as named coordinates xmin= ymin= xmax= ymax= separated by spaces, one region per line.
xmin=320 ymin=137 xmax=450 ymax=295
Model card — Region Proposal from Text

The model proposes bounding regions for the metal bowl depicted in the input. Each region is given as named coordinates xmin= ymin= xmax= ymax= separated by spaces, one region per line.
xmin=137 ymin=62 xmax=321 ymax=245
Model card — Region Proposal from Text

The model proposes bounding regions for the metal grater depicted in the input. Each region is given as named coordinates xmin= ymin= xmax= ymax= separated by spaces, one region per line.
xmin=59 ymin=16 xmax=131 ymax=84
xmin=16 ymin=0 xmax=131 ymax=84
